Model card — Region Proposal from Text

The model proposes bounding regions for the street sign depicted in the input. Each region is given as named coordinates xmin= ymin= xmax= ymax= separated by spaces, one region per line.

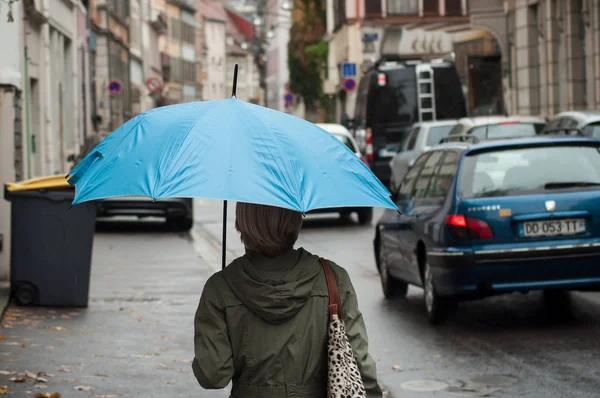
xmin=145 ymin=76 xmax=162 ymax=93
xmin=377 ymin=73 xmax=386 ymax=86
xmin=343 ymin=78 xmax=357 ymax=92
xmin=341 ymin=62 xmax=357 ymax=78
xmin=284 ymin=92 xmax=294 ymax=104
xmin=108 ymin=80 xmax=122 ymax=95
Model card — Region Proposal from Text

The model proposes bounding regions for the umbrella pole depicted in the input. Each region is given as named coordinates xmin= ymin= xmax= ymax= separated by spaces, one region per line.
xmin=222 ymin=64 xmax=239 ymax=270
xmin=222 ymin=200 xmax=227 ymax=269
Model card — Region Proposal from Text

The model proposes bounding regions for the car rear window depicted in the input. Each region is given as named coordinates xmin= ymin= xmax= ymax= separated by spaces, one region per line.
xmin=469 ymin=123 xmax=544 ymax=139
xmin=459 ymin=145 xmax=600 ymax=198
xmin=584 ymin=122 xmax=600 ymax=139
xmin=426 ymin=125 xmax=455 ymax=146
xmin=333 ymin=134 xmax=356 ymax=152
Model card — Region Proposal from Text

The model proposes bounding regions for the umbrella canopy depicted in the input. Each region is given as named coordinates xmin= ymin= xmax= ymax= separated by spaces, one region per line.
xmin=67 ymin=98 xmax=396 ymax=213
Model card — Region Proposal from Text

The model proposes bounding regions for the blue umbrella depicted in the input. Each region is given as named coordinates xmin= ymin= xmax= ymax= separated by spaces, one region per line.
xmin=68 ymin=66 xmax=397 ymax=267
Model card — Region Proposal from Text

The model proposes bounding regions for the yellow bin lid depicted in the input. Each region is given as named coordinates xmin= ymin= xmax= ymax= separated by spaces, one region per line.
xmin=5 ymin=175 xmax=72 ymax=192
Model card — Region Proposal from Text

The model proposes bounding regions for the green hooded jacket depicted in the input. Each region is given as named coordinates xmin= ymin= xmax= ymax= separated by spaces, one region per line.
xmin=192 ymin=247 xmax=382 ymax=398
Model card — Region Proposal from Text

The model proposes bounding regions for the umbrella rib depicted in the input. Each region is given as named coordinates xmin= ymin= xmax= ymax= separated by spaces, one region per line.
xmin=154 ymin=101 xmax=221 ymax=198
xmin=238 ymin=102 xmax=301 ymax=210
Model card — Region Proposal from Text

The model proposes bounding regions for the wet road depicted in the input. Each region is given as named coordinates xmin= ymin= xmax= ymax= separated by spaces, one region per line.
xmin=195 ymin=199 xmax=600 ymax=398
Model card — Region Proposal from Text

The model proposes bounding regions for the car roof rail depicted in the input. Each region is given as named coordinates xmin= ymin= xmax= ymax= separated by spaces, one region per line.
xmin=440 ymin=135 xmax=480 ymax=144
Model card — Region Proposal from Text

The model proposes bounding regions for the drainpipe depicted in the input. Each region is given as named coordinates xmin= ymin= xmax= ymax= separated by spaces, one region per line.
xmin=23 ymin=11 xmax=32 ymax=179
xmin=42 ymin=0 xmax=54 ymax=175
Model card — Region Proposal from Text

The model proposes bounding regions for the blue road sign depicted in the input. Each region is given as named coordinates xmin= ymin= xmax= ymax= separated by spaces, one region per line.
xmin=343 ymin=78 xmax=356 ymax=92
xmin=109 ymin=80 xmax=122 ymax=95
xmin=341 ymin=62 xmax=357 ymax=78
xmin=284 ymin=92 xmax=294 ymax=103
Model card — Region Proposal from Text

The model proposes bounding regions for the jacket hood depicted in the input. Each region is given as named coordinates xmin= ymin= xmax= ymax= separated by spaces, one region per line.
xmin=222 ymin=248 xmax=321 ymax=324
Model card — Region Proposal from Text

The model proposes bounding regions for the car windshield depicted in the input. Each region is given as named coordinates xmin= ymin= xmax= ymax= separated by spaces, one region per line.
xmin=584 ymin=122 xmax=600 ymax=139
xmin=333 ymin=133 xmax=356 ymax=152
xmin=459 ymin=145 xmax=600 ymax=198
xmin=469 ymin=122 xmax=544 ymax=139
xmin=426 ymin=125 xmax=455 ymax=146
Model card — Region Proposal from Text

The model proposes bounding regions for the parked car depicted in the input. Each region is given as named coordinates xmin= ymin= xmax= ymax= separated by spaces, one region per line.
xmin=97 ymin=197 xmax=194 ymax=231
xmin=389 ymin=120 xmax=458 ymax=193
xmin=374 ymin=135 xmax=600 ymax=324
xmin=307 ymin=123 xmax=373 ymax=225
xmin=352 ymin=56 xmax=467 ymax=187
xmin=540 ymin=110 xmax=600 ymax=138
xmin=447 ymin=115 xmax=546 ymax=140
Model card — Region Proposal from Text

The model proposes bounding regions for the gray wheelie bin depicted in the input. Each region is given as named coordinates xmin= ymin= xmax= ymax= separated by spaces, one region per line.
xmin=4 ymin=175 xmax=96 ymax=307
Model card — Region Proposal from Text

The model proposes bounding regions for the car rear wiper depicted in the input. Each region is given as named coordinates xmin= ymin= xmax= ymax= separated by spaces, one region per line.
xmin=544 ymin=181 xmax=600 ymax=189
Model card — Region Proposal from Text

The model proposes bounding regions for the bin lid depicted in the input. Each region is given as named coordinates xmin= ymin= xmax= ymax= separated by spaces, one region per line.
xmin=5 ymin=175 xmax=73 ymax=192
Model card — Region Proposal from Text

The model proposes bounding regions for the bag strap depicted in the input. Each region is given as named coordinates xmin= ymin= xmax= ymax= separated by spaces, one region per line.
xmin=319 ymin=258 xmax=342 ymax=320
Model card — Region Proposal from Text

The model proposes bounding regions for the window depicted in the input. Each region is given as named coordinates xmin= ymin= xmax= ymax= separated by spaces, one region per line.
xmin=469 ymin=123 xmax=544 ymax=139
xmin=405 ymin=127 xmax=420 ymax=150
xmin=423 ymin=0 xmax=439 ymax=15
xmin=399 ymin=153 xmax=430 ymax=198
xmin=333 ymin=0 xmax=346 ymax=29
xmin=426 ymin=125 xmax=454 ymax=146
xmin=387 ymin=0 xmax=418 ymax=15
xmin=428 ymin=151 xmax=459 ymax=198
xmin=413 ymin=151 xmax=443 ymax=199
xmin=182 ymin=60 xmax=196 ymax=82
xmin=109 ymin=0 xmax=130 ymax=21
xmin=558 ymin=117 xmax=577 ymax=128
xmin=445 ymin=0 xmax=463 ymax=16
xmin=181 ymin=21 xmax=196 ymax=44
xmin=584 ymin=123 xmax=600 ymax=139
xmin=169 ymin=56 xmax=182 ymax=81
xmin=365 ymin=0 xmax=382 ymax=16
xmin=458 ymin=145 xmax=600 ymax=198
xmin=170 ymin=18 xmax=181 ymax=41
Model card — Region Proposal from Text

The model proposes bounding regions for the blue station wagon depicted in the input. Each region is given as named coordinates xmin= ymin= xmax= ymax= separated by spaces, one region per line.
xmin=374 ymin=136 xmax=600 ymax=324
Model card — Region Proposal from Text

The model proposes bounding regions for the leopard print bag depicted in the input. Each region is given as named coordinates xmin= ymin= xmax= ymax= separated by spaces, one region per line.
xmin=320 ymin=258 xmax=368 ymax=398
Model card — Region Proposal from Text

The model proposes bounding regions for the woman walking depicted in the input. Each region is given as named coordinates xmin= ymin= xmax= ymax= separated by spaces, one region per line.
xmin=192 ymin=202 xmax=382 ymax=397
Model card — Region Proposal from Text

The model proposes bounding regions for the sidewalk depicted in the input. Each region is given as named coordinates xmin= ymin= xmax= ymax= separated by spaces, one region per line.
xmin=0 ymin=222 xmax=227 ymax=397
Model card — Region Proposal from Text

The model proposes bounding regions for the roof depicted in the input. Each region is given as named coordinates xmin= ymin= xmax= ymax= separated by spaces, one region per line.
xmin=202 ymin=1 xmax=227 ymax=22
xmin=551 ymin=110 xmax=600 ymax=126
xmin=317 ymin=123 xmax=352 ymax=137
xmin=433 ymin=136 xmax=600 ymax=152
xmin=225 ymin=8 xmax=255 ymax=41
xmin=413 ymin=120 xmax=458 ymax=128
xmin=456 ymin=115 xmax=546 ymax=127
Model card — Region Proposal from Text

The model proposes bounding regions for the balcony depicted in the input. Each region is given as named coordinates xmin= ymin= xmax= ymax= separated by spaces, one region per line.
xmin=366 ymin=0 xmax=465 ymax=18
xmin=166 ymin=0 xmax=196 ymax=13
xmin=387 ymin=0 xmax=418 ymax=15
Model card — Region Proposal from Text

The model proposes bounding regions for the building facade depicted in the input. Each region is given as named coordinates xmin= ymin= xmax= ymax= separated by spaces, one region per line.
xmin=265 ymin=0 xmax=291 ymax=111
xmin=202 ymin=1 xmax=227 ymax=100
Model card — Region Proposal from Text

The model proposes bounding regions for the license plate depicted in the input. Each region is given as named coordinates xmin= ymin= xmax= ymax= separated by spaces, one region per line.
xmin=378 ymin=148 xmax=395 ymax=158
xmin=519 ymin=218 xmax=586 ymax=238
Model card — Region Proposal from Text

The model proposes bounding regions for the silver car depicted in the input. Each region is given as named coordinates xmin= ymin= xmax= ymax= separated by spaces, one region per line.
xmin=447 ymin=115 xmax=546 ymax=139
xmin=389 ymin=120 xmax=457 ymax=192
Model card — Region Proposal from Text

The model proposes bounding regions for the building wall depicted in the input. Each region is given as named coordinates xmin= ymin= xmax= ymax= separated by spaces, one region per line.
xmin=204 ymin=19 xmax=226 ymax=100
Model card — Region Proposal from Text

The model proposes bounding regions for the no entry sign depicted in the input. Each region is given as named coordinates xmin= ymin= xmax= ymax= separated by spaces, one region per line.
xmin=146 ymin=76 xmax=163 ymax=93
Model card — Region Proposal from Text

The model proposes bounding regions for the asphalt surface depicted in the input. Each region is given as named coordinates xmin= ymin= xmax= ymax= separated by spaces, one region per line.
xmin=0 ymin=199 xmax=599 ymax=397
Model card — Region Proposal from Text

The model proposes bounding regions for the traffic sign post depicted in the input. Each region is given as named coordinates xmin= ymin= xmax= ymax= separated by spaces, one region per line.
xmin=284 ymin=92 xmax=294 ymax=106
xmin=343 ymin=78 xmax=357 ymax=92
xmin=108 ymin=80 xmax=122 ymax=95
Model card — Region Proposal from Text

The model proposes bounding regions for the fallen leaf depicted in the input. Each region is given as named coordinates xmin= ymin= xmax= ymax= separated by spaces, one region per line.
xmin=92 ymin=354 xmax=104 ymax=358
xmin=0 ymin=371 xmax=14 ymax=375
xmin=96 ymin=395 xmax=119 ymax=398
xmin=37 ymin=372 xmax=54 ymax=378
xmin=36 ymin=393 xmax=61 ymax=398
xmin=0 ymin=335 xmax=5 ymax=339
xmin=131 ymin=353 xmax=159 ymax=358
xmin=34 ymin=383 xmax=47 ymax=389
xmin=51 ymin=327 xmax=65 ymax=331
xmin=21 ymin=344 xmax=27 ymax=348
xmin=58 ymin=366 xmax=72 ymax=373
xmin=36 ymin=377 xmax=48 ymax=383
xmin=95 ymin=373 xmax=108 ymax=377
xmin=25 ymin=370 xmax=37 ymax=379
xmin=392 ymin=365 xmax=401 ymax=371
xmin=0 ymin=385 xmax=8 ymax=394
xmin=74 ymin=385 xmax=93 ymax=391
xmin=9 ymin=377 xmax=25 ymax=383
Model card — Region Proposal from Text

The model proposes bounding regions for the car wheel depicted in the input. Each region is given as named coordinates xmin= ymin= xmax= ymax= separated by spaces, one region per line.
xmin=14 ymin=282 xmax=38 ymax=306
xmin=423 ymin=261 xmax=455 ymax=324
xmin=542 ymin=290 xmax=572 ymax=317
xmin=378 ymin=243 xmax=408 ymax=298
xmin=168 ymin=217 xmax=194 ymax=232
xmin=357 ymin=208 xmax=373 ymax=225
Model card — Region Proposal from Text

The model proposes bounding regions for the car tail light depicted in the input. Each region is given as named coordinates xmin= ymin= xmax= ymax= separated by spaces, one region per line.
xmin=366 ymin=127 xmax=373 ymax=161
xmin=445 ymin=214 xmax=494 ymax=240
